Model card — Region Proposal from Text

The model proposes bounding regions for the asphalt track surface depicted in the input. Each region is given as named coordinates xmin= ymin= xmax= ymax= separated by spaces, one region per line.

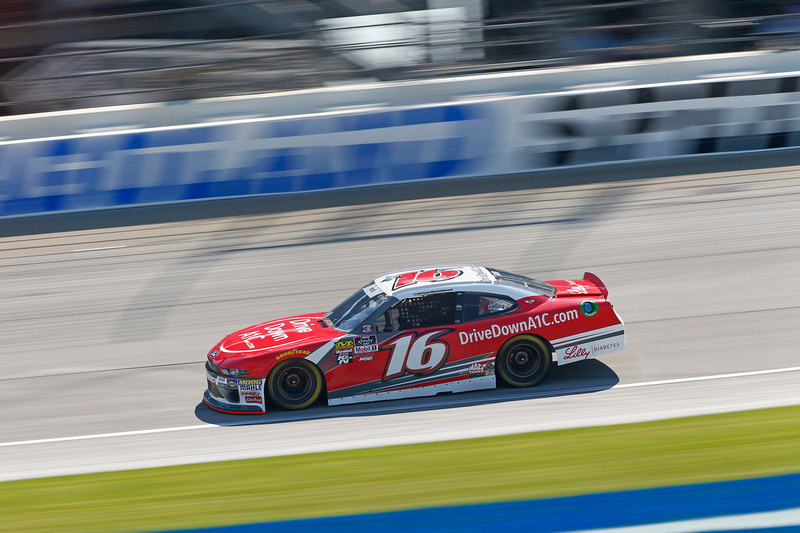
xmin=2 ymin=151 xmax=800 ymax=482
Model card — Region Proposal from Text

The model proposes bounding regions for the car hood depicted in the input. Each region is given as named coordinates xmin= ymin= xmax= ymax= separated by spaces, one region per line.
xmin=218 ymin=313 xmax=339 ymax=357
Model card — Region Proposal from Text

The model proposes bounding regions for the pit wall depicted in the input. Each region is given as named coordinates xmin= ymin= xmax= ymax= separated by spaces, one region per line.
xmin=1 ymin=51 xmax=799 ymax=218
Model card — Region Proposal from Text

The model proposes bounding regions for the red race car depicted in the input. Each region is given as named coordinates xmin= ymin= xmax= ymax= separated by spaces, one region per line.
xmin=203 ymin=266 xmax=625 ymax=413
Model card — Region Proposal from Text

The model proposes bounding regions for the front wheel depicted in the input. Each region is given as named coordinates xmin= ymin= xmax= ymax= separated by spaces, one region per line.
xmin=496 ymin=335 xmax=551 ymax=387
xmin=267 ymin=359 xmax=324 ymax=410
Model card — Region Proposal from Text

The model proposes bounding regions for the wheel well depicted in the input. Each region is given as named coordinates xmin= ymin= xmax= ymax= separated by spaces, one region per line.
xmin=267 ymin=358 xmax=328 ymax=401
xmin=538 ymin=336 xmax=556 ymax=361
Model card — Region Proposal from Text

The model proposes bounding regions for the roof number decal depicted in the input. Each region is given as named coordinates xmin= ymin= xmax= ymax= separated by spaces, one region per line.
xmin=392 ymin=268 xmax=462 ymax=290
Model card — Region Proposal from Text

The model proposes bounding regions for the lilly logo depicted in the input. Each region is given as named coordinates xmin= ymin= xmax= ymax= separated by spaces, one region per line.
xmin=564 ymin=346 xmax=590 ymax=360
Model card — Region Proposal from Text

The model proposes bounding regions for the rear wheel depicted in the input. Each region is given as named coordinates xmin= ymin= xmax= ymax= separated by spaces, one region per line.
xmin=267 ymin=359 xmax=324 ymax=410
xmin=496 ymin=335 xmax=551 ymax=387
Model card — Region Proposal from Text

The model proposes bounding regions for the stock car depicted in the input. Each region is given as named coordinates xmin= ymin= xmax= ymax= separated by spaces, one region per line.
xmin=203 ymin=265 xmax=625 ymax=413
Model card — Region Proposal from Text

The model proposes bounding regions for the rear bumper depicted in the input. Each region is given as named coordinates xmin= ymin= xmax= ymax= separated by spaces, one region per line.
xmin=553 ymin=322 xmax=625 ymax=365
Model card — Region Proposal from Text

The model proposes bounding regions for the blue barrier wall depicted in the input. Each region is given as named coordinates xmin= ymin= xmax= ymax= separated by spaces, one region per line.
xmin=0 ymin=103 xmax=494 ymax=217
xmin=2 ymin=56 xmax=799 ymax=219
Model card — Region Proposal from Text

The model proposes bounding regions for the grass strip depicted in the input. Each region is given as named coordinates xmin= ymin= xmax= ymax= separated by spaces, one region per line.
xmin=2 ymin=405 xmax=800 ymax=533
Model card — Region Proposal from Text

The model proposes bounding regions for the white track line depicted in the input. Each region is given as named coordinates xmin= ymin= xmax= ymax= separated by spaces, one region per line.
xmin=570 ymin=507 xmax=800 ymax=533
xmin=2 ymin=366 xmax=799 ymax=449
xmin=614 ymin=366 xmax=800 ymax=389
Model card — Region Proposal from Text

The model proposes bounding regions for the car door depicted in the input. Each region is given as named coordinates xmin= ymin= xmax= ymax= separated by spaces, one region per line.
xmin=455 ymin=292 xmax=520 ymax=377
xmin=323 ymin=291 xmax=466 ymax=403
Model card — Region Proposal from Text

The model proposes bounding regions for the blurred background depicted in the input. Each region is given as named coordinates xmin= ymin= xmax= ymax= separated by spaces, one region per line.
xmin=3 ymin=4 xmax=800 ymax=530
xmin=2 ymin=0 xmax=800 ymax=115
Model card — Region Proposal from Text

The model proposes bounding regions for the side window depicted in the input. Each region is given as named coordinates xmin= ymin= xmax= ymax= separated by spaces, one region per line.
xmin=462 ymin=293 xmax=517 ymax=322
xmin=377 ymin=292 xmax=456 ymax=332
xmin=376 ymin=307 xmax=400 ymax=333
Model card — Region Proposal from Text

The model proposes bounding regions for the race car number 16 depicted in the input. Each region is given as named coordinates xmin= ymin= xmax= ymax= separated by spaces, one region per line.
xmin=384 ymin=331 xmax=448 ymax=379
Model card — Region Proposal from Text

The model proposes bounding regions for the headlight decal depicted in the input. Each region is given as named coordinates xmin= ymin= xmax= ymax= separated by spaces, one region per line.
xmin=221 ymin=368 xmax=250 ymax=377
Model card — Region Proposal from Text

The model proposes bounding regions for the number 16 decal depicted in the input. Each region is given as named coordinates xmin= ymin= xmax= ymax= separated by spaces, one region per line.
xmin=384 ymin=330 xmax=451 ymax=379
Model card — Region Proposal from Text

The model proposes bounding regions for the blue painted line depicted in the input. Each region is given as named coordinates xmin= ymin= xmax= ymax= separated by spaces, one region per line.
xmin=164 ymin=472 xmax=800 ymax=533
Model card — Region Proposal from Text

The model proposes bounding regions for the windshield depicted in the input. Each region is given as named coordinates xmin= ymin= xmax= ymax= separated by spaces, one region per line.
xmin=486 ymin=268 xmax=556 ymax=297
xmin=325 ymin=283 xmax=389 ymax=332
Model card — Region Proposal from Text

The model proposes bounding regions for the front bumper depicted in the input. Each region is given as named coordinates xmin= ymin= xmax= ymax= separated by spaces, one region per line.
xmin=204 ymin=362 xmax=266 ymax=414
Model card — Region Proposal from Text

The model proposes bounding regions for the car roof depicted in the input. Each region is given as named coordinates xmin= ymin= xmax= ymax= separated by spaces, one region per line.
xmin=372 ymin=265 xmax=540 ymax=299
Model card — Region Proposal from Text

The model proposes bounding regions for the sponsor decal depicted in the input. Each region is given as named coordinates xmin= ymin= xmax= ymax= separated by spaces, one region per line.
xmin=564 ymin=345 xmax=590 ymax=360
xmin=524 ymin=309 xmax=579 ymax=329
xmin=392 ymin=268 xmax=462 ymax=291
xmin=566 ymin=280 xmax=589 ymax=295
xmin=361 ymin=324 xmax=374 ymax=334
xmin=358 ymin=356 xmax=375 ymax=362
xmin=558 ymin=337 xmax=624 ymax=364
xmin=208 ymin=371 xmax=235 ymax=388
xmin=468 ymin=363 xmax=486 ymax=376
xmin=458 ymin=309 xmax=580 ymax=345
xmin=334 ymin=339 xmax=354 ymax=350
xmin=355 ymin=345 xmax=379 ymax=354
xmin=238 ymin=379 xmax=263 ymax=392
xmin=238 ymin=318 xmax=314 ymax=346
xmin=289 ymin=318 xmax=314 ymax=333
xmin=334 ymin=339 xmax=355 ymax=356
xmin=337 ymin=354 xmax=353 ymax=365
xmin=221 ymin=379 xmax=238 ymax=389
xmin=593 ymin=341 xmax=622 ymax=354
xmin=363 ymin=284 xmax=383 ymax=298
xmin=240 ymin=323 xmax=287 ymax=343
xmin=276 ymin=349 xmax=311 ymax=360
xmin=417 ymin=288 xmax=455 ymax=295
xmin=209 ymin=350 xmax=219 ymax=358
xmin=355 ymin=336 xmax=377 ymax=347
xmin=209 ymin=374 xmax=233 ymax=389
xmin=241 ymin=390 xmax=263 ymax=404
xmin=581 ymin=301 xmax=599 ymax=317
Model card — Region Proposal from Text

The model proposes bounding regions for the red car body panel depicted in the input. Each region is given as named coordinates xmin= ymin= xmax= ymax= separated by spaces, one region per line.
xmin=211 ymin=314 xmax=338 ymax=378
xmin=203 ymin=266 xmax=625 ymax=413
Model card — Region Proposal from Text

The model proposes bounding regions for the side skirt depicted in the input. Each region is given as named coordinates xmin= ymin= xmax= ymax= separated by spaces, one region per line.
xmin=328 ymin=375 xmax=496 ymax=406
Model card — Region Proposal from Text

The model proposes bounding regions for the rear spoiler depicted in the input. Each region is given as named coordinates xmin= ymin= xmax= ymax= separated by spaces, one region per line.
xmin=583 ymin=272 xmax=609 ymax=298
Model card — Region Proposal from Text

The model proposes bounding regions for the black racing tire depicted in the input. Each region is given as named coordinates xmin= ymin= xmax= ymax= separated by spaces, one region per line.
xmin=496 ymin=335 xmax=551 ymax=387
xmin=267 ymin=359 xmax=324 ymax=410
